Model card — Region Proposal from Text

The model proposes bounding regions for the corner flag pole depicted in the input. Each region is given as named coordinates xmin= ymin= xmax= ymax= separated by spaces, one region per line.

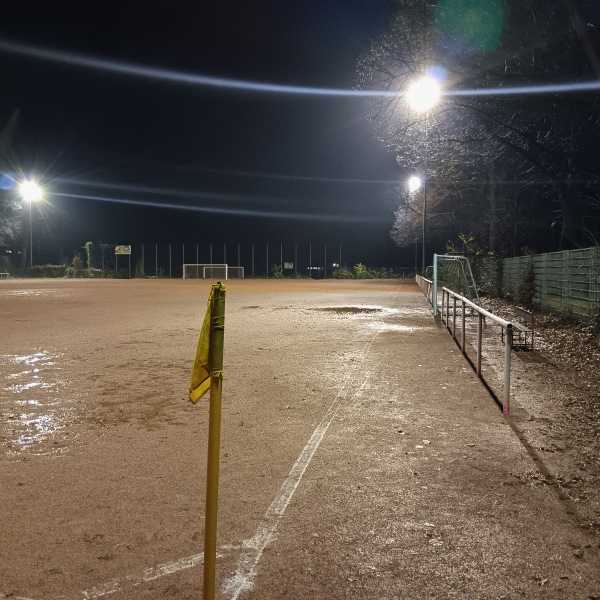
xmin=204 ymin=282 xmax=225 ymax=600
xmin=188 ymin=282 xmax=226 ymax=600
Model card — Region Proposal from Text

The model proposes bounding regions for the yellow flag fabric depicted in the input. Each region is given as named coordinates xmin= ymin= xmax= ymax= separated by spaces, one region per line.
xmin=189 ymin=287 xmax=214 ymax=403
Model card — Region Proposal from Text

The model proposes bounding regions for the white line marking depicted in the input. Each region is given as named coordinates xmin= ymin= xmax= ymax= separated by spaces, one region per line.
xmin=222 ymin=333 xmax=379 ymax=600
xmin=7 ymin=325 xmax=384 ymax=600
xmin=80 ymin=552 xmax=212 ymax=598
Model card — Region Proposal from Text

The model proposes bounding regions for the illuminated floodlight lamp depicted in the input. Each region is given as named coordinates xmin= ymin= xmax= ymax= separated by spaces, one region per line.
xmin=406 ymin=76 xmax=441 ymax=112
xmin=18 ymin=180 xmax=43 ymax=203
xmin=408 ymin=176 xmax=422 ymax=193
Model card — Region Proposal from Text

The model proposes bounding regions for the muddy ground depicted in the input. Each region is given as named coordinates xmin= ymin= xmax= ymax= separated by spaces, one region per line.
xmin=1 ymin=278 xmax=599 ymax=600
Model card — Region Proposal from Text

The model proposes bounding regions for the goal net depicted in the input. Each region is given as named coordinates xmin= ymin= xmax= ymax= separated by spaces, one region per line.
xmin=182 ymin=264 xmax=245 ymax=279
xmin=432 ymin=254 xmax=480 ymax=315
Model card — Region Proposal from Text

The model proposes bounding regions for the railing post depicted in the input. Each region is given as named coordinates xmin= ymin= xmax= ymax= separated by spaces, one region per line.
xmin=445 ymin=290 xmax=449 ymax=330
xmin=452 ymin=295 xmax=456 ymax=340
xmin=461 ymin=299 xmax=466 ymax=353
xmin=476 ymin=312 xmax=483 ymax=376
xmin=441 ymin=289 xmax=445 ymax=324
xmin=503 ymin=325 xmax=513 ymax=415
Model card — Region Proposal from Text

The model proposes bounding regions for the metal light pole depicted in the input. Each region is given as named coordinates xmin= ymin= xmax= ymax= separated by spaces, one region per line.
xmin=18 ymin=180 xmax=43 ymax=268
xmin=408 ymin=176 xmax=422 ymax=274
xmin=423 ymin=116 xmax=428 ymax=275
xmin=29 ymin=200 xmax=33 ymax=267
xmin=406 ymin=76 xmax=441 ymax=275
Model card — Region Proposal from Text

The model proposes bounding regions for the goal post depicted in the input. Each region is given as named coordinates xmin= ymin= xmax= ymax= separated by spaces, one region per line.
xmin=433 ymin=254 xmax=480 ymax=316
xmin=182 ymin=264 xmax=245 ymax=280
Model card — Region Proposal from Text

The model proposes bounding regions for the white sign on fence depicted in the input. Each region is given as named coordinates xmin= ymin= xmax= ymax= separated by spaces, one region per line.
xmin=115 ymin=245 xmax=132 ymax=255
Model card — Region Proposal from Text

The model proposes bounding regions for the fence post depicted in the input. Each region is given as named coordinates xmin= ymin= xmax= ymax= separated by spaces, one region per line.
xmin=433 ymin=253 xmax=438 ymax=316
xmin=503 ymin=325 xmax=513 ymax=415
xmin=541 ymin=253 xmax=548 ymax=311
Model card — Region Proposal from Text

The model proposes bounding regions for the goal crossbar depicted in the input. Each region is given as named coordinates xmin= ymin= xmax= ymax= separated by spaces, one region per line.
xmin=183 ymin=264 xmax=245 ymax=280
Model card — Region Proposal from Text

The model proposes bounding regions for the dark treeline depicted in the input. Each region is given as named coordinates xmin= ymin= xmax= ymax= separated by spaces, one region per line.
xmin=357 ymin=0 xmax=600 ymax=257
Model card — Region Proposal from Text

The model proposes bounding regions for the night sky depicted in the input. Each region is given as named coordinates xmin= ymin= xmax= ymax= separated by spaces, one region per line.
xmin=0 ymin=1 xmax=407 ymax=267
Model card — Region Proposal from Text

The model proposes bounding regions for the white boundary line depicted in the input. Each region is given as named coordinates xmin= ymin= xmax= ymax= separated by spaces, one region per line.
xmin=80 ymin=553 xmax=210 ymax=599
xmin=221 ymin=333 xmax=379 ymax=600
xmin=3 ymin=327 xmax=383 ymax=600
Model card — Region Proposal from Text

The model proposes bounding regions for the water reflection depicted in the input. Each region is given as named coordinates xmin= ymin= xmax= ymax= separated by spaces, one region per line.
xmin=1 ymin=351 xmax=73 ymax=456
xmin=368 ymin=322 xmax=426 ymax=332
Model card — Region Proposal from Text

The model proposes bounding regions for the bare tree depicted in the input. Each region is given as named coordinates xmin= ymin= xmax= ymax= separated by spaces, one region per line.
xmin=0 ymin=110 xmax=24 ymax=247
xmin=357 ymin=0 xmax=600 ymax=254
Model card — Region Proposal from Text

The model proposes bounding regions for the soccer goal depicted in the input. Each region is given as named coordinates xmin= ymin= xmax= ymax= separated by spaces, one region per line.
xmin=432 ymin=254 xmax=480 ymax=316
xmin=182 ymin=264 xmax=245 ymax=280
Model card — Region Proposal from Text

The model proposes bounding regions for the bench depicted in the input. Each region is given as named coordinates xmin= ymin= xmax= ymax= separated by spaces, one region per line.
xmin=502 ymin=307 xmax=534 ymax=350
xmin=0 ymin=272 xmax=11 ymax=279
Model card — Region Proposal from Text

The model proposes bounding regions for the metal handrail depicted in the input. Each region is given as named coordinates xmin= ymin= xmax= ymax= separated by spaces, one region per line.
xmin=415 ymin=275 xmax=433 ymax=305
xmin=416 ymin=275 xmax=514 ymax=414
xmin=440 ymin=287 xmax=513 ymax=415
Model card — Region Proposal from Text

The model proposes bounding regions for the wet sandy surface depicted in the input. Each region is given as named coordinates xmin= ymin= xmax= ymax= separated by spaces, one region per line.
xmin=1 ymin=279 xmax=598 ymax=599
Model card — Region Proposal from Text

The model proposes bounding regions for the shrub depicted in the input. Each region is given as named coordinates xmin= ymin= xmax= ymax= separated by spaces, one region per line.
xmin=353 ymin=263 xmax=370 ymax=279
xmin=25 ymin=264 xmax=69 ymax=278
xmin=368 ymin=267 xmax=400 ymax=279
xmin=270 ymin=264 xmax=284 ymax=278
xmin=331 ymin=268 xmax=354 ymax=279
xmin=84 ymin=241 xmax=94 ymax=274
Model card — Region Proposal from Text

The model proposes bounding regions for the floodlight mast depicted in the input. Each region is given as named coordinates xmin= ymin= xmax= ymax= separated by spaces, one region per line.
xmin=406 ymin=75 xmax=441 ymax=275
xmin=407 ymin=176 xmax=422 ymax=271
xmin=18 ymin=180 xmax=43 ymax=268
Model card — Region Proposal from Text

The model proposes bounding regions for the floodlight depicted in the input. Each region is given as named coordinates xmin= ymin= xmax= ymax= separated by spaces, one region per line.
xmin=408 ymin=176 xmax=422 ymax=193
xmin=406 ymin=76 xmax=441 ymax=112
xmin=19 ymin=180 xmax=43 ymax=203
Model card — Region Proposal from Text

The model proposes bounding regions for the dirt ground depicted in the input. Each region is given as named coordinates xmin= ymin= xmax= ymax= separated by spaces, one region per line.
xmin=1 ymin=278 xmax=599 ymax=600
xmin=479 ymin=297 xmax=600 ymax=536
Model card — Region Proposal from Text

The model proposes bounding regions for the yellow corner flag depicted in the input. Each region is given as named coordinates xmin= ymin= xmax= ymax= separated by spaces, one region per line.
xmin=189 ymin=281 xmax=226 ymax=403
xmin=189 ymin=281 xmax=226 ymax=600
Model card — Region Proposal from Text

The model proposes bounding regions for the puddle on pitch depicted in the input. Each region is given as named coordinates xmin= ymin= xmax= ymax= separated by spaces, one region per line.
xmin=367 ymin=322 xmax=426 ymax=332
xmin=312 ymin=305 xmax=398 ymax=317
xmin=1 ymin=351 xmax=75 ymax=456
xmin=0 ymin=289 xmax=70 ymax=299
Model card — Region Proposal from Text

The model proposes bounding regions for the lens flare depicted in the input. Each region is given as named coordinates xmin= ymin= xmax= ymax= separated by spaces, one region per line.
xmin=51 ymin=191 xmax=386 ymax=224
xmin=0 ymin=173 xmax=16 ymax=190
xmin=1 ymin=38 xmax=599 ymax=98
